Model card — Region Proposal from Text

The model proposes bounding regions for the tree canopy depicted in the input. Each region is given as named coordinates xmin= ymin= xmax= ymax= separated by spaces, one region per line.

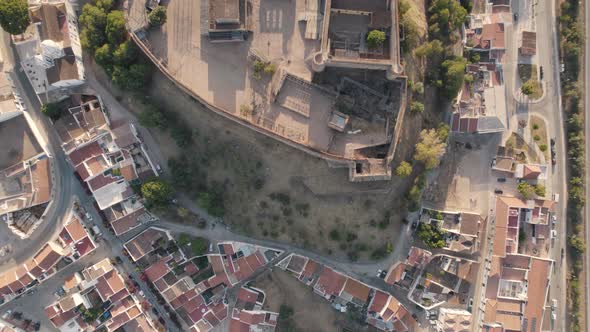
xmin=441 ymin=57 xmax=467 ymax=99
xmin=416 ymin=223 xmax=446 ymax=248
xmin=148 ymin=6 xmax=167 ymax=26
xmin=41 ymin=103 xmax=62 ymax=121
xmin=517 ymin=182 xmax=535 ymax=199
xmin=141 ymin=180 xmax=174 ymax=208
xmin=414 ymin=129 xmax=447 ymax=169
xmin=0 ymin=0 xmax=30 ymax=35
xmin=106 ymin=10 xmax=126 ymax=45
xmin=395 ymin=161 xmax=413 ymax=178
xmin=367 ymin=30 xmax=386 ymax=48
xmin=428 ymin=0 xmax=467 ymax=41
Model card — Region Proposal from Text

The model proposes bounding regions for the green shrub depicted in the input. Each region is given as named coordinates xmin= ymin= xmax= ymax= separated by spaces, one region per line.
xmin=148 ymin=6 xmax=167 ymax=26
xmin=367 ymin=30 xmax=386 ymax=48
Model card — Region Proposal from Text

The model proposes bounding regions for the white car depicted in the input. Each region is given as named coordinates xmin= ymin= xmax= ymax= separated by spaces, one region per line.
xmin=551 ymin=215 xmax=557 ymax=225
xmin=550 ymin=230 xmax=557 ymax=239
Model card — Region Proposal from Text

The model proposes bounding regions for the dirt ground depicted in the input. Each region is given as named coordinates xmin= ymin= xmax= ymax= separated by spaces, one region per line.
xmin=104 ymin=68 xmax=413 ymax=261
xmin=530 ymin=115 xmax=549 ymax=160
xmin=251 ymin=269 xmax=362 ymax=332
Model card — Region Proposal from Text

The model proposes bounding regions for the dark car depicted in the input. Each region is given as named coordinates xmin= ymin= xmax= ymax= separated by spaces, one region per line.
xmin=494 ymin=189 xmax=503 ymax=194
xmin=497 ymin=178 xmax=507 ymax=183
xmin=551 ymin=138 xmax=556 ymax=146
xmin=552 ymin=157 xmax=557 ymax=165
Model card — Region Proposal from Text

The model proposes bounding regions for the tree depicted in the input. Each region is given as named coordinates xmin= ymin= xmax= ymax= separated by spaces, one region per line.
xmin=414 ymin=129 xmax=447 ymax=169
xmin=0 ymin=0 xmax=30 ymax=35
xmin=569 ymin=235 xmax=585 ymax=256
xmin=79 ymin=4 xmax=108 ymax=50
xmin=428 ymin=0 xmax=467 ymax=40
xmin=534 ymin=184 xmax=546 ymax=197
xmin=415 ymin=40 xmax=444 ymax=59
xmin=517 ymin=182 xmax=535 ymax=199
xmin=148 ymin=6 xmax=167 ymax=26
xmin=138 ymin=106 xmax=167 ymax=129
xmin=367 ymin=30 xmax=386 ymax=48
xmin=106 ymin=10 xmax=125 ymax=45
xmin=112 ymin=63 xmax=150 ymax=90
xmin=95 ymin=43 xmax=114 ymax=72
xmin=521 ymin=80 xmax=536 ymax=95
xmin=410 ymin=101 xmax=424 ymax=113
xmin=41 ymin=103 xmax=62 ymax=121
xmin=170 ymin=124 xmax=192 ymax=147
xmin=416 ymin=223 xmax=446 ymax=248
xmin=113 ymin=40 xmax=138 ymax=65
xmin=141 ymin=180 xmax=174 ymax=208
xmin=436 ymin=123 xmax=450 ymax=141
xmin=441 ymin=57 xmax=467 ymax=99
xmin=396 ymin=161 xmax=412 ymax=177
xmin=412 ymin=82 xmax=424 ymax=95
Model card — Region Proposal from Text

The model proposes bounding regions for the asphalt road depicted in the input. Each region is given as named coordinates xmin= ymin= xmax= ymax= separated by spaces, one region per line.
xmin=526 ymin=1 xmax=568 ymax=331
xmin=584 ymin=0 xmax=590 ymax=328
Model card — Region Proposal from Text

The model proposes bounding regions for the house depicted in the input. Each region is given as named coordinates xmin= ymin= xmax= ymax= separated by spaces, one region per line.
xmin=451 ymin=64 xmax=507 ymax=134
xmin=45 ymin=258 xmax=157 ymax=332
xmin=313 ymin=266 xmax=346 ymax=299
xmin=338 ymin=278 xmax=371 ymax=306
xmin=436 ymin=308 xmax=472 ymax=332
xmin=515 ymin=163 xmax=547 ymax=181
xmin=366 ymin=290 xmax=416 ymax=332
xmin=0 ymin=70 xmax=52 ymax=230
xmin=12 ymin=1 xmax=84 ymax=100
xmin=124 ymin=227 xmax=172 ymax=262
xmin=520 ymin=31 xmax=537 ymax=56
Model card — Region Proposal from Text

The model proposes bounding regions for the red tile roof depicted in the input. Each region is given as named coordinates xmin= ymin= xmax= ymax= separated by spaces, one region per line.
xmin=315 ymin=267 xmax=346 ymax=297
xmin=69 ymin=141 xmax=102 ymax=166
xmin=143 ymin=256 xmax=171 ymax=282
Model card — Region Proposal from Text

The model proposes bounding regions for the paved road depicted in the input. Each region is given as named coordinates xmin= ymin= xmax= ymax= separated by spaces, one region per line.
xmin=510 ymin=0 xmax=567 ymax=330
xmin=585 ymin=0 xmax=590 ymax=328
xmin=534 ymin=1 xmax=568 ymax=331
xmin=0 ymin=30 xmax=79 ymax=271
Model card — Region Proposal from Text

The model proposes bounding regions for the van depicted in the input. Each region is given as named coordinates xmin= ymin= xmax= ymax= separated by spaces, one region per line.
xmin=92 ymin=225 xmax=102 ymax=236
xmin=552 ymin=194 xmax=559 ymax=202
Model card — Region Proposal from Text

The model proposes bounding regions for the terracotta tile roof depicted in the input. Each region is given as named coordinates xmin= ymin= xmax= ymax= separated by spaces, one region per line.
xmin=34 ymin=244 xmax=62 ymax=271
xmin=65 ymin=217 xmax=87 ymax=242
xmin=75 ymin=237 xmax=95 ymax=257
xmin=369 ymin=290 xmax=389 ymax=313
xmin=111 ymin=207 xmax=146 ymax=236
xmin=124 ymin=228 xmax=166 ymax=261
xmin=69 ymin=141 xmax=102 ymax=166
xmin=30 ymin=158 xmax=51 ymax=205
xmin=315 ymin=266 xmax=346 ymax=297
xmin=522 ymin=164 xmax=542 ymax=179
xmin=342 ymin=278 xmax=370 ymax=303
xmin=523 ymin=258 xmax=551 ymax=332
xmin=384 ymin=262 xmax=406 ymax=285
xmin=237 ymin=287 xmax=259 ymax=305
xmin=144 ymin=256 xmax=171 ymax=282
xmin=481 ymin=23 xmax=505 ymax=49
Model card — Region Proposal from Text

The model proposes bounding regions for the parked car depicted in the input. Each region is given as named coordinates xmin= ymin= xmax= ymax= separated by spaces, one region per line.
xmin=550 ymin=230 xmax=557 ymax=239
xmin=551 ymin=215 xmax=557 ymax=226
xmin=156 ymin=164 xmax=163 ymax=174
xmin=85 ymin=212 xmax=93 ymax=221
xmin=551 ymin=138 xmax=556 ymax=146
xmin=494 ymin=189 xmax=503 ymax=194
xmin=497 ymin=178 xmax=507 ymax=183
